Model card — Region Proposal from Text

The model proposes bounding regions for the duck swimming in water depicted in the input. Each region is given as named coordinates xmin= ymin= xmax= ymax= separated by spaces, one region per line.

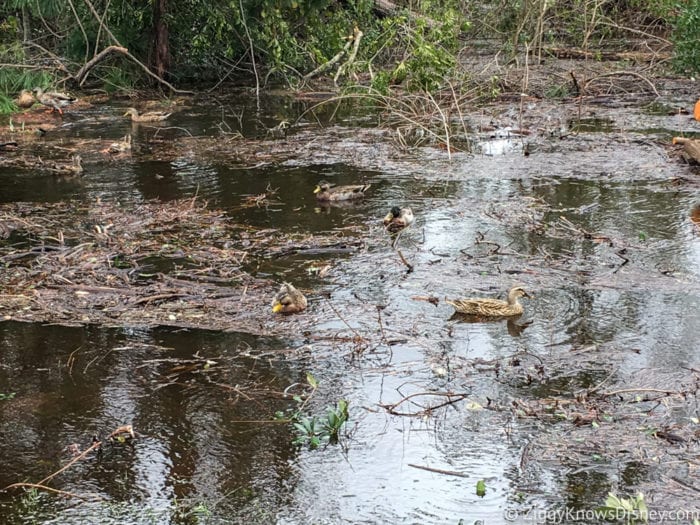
xmin=446 ymin=286 xmax=530 ymax=317
xmin=313 ymin=181 xmax=371 ymax=202
xmin=383 ymin=206 xmax=415 ymax=233
xmin=271 ymin=282 xmax=308 ymax=314
xmin=123 ymin=107 xmax=172 ymax=122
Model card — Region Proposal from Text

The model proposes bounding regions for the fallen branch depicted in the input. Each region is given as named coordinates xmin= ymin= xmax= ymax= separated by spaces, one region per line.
xmin=582 ymin=70 xmax=659 ymax=98
xmin=601 ymin=387 xmax=680 ymax=397
xmin=335 ymin=26 xmax=363 ymax=84
xmin=73 ymin=45 xmax=128 ymax=85
xmin=396 ymin=247 xmax=414 ymax=273
xmin=408 ymin=464 xmax=469 ymax=478
xmin=304 ymin=32 xmax=354 ymax=81
xmin=0 ymin=482 xmax=97 ymax=501
xmin=2 ymin=424 xmax=134 ymax=502
xmin=380 ymin=391 xmax=469 ymax=416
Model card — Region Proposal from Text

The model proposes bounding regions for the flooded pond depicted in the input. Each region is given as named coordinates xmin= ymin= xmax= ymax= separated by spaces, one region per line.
xmin=1 ymin=83 xmax=699 ymax=523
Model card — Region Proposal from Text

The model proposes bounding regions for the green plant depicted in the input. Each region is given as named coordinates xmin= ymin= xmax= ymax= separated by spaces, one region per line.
xmin=292 ymin=398 xmax=349 ymax=448
xmin=0 ymin=392 xmax=16 ymax=401
xmin=671 ymin=0 xmax=700 ymax=74
xmin=0 ymin=95 xmax=17 ymax=114
xmin=20 ymin=488 xmax=41 ymax=513
xmin=598 ymin=492 xmax=648 ymax=524
xmin=280 ymin=373 xmax=350 ymax=449
xmin=544 ymin=83 xmax=570 ymax=99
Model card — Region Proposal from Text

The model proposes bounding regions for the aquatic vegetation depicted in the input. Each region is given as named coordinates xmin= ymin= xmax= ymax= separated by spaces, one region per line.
xmin=598 ymin=492 xmax=648 ymax=524
xmin=292 ymin=399 xmax=349 ymax=449
xmin=279 ymin=373 xmax=350 ymax=449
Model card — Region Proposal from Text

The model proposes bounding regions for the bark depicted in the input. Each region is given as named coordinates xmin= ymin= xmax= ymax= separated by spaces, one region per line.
xmin=152 ymin=0 xmax=171 ymax=80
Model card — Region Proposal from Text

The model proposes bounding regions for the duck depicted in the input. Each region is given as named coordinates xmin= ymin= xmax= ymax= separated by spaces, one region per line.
xmin=271 ymin=282 xmax=308 ymax=314
xmin=45 ymin=155 xmax=83 ymax=176
xmin=33 ymin=87 xmax=76 ymax=115
xmin=383 ymin=206 xmax=415 ymax=233
xmin=16 ymin=90 xmax=36 ymax=109
xmin=314 ymin=181 xmax=371 ymax=202
xmin=106 ymin=134 xmax=132 ymax=154
xmin=446 ymin=286 xmax=530 ymax=317
xmin=123 ymin=107 xmax=172 ymax=122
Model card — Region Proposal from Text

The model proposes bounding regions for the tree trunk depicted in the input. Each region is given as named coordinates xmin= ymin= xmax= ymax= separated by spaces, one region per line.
xmin=152 ymin=0 xmax=171 ymax=80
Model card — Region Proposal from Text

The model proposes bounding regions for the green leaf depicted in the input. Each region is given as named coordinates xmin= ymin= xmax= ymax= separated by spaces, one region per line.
xmin=306 ymin=372 xmax=318 ymax=389
xmin=476 ymin=479 xmax=486 ymax=497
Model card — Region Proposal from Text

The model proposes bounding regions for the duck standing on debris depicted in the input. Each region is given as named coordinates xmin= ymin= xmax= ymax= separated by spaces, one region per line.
xmin=46 ymin=155 xmax=83 ymax=176
xmin=33 ymin=87 xmax=76 ymax=115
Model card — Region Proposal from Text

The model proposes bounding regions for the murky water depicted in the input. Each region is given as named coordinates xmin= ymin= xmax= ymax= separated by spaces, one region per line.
xmin=1 ymin=90 xmax=699 ymax=523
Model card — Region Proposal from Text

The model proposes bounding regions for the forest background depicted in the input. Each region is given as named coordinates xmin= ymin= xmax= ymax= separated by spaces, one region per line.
xmin=0 ymin=0 xmax=699 ymax=109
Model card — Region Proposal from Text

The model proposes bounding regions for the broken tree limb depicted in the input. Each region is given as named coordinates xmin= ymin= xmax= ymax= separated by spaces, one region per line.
xmin=304 ymin=32 xmax=354 ymax=81
xmin=73 ymin=45 xmax=128 ymax=85
xmin=335 ymin=26 xmax=363 ymax=84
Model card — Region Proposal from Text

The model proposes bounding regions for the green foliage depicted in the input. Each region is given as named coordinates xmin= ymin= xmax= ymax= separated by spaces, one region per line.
xmin=20 ymin=488 xmax=41 ymax=513
xmin=598 ymin=492 xmax=648 ymax=524
xmin=101 ymin=66 xmax=137 ymax=94
xmin=0 ymin=392 xmax=16 ymax=401
xmin=0 ymin=95 xmax=18 ymax=115
xmin=0 ymin=42 xmax=52 ymax=95
xmin=544 ymin=83 xmax=571 ymax=99
xmin=671 ymin=0 xmax=700 ymax=74
xmin=292 ymin=399 xmax=349 ymax=449
xmin=365 ymin=10 xmax=463 ymax=92
xmin=280 ymin=372 xmax=350 ymax=449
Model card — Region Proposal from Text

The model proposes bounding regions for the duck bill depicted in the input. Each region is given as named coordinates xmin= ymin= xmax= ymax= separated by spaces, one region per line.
xmin=313 ymin=186 xmax=321 ymax=194
xmin=272 ymin=303 xmax=284 ymax=313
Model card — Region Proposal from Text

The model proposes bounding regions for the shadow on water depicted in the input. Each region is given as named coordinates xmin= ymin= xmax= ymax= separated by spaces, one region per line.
xmin=1 ymin=92 xmax=700 ymax=522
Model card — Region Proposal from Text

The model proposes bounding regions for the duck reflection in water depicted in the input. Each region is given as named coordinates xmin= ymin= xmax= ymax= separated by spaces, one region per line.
xmin=449 ymin=312 xmax=533 ymax=337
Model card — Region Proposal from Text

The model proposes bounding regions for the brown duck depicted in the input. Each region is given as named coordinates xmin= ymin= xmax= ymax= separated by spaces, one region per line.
xmin=124 ymin=107 xmax=172 ymax=122
xmin=314 ymin=181 xmax=370 ymax=202
xmin=45 ymin=155 xmax=83 ymax=176
xmin=33 ymin=87 xmax=76 ymax=115
xmin=271 ymin=282 xmax=308 ymax=314
xmin=446 ymin=286 xmax=530 ymax=317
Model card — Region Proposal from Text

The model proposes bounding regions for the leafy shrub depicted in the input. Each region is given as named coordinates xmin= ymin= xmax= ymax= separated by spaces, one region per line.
xmin=671 ymin=0 xmax=700 ymax=74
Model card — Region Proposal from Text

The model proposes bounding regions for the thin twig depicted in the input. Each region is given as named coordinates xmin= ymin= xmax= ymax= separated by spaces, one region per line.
xmin=408 ymin=464 xmax=469 ymax=478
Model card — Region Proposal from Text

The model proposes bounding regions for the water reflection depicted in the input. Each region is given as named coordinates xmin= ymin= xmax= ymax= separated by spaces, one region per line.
xmin=0 ymin=322 xmax=300 ymax=524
